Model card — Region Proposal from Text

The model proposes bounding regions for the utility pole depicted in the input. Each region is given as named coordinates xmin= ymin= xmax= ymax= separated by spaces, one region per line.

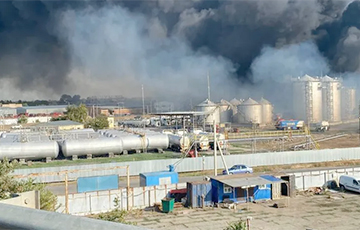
xmin=213 ymin=120 xmax=217 ymax=176
xmin=207 ymin=72 xmax=211 ymax=101
xmin=358 ymin=101 xmax=360 ymax=143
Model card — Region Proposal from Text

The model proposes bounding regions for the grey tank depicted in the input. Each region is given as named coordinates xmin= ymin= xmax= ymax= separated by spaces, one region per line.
xmin=120 ymin=135 xmax=146 ymax=151
xmin=61 ymin=138 xmax=123 ymax=157
xmin=146 ymin=134 xmax=169 ymax=150
xmin=0 ymin=141 xmax=59 ymax=160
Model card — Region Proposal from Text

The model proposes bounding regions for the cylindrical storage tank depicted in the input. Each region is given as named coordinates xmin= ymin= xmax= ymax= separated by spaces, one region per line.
xmin=341 ymin=88 xmax=357 ymax=120
xmin=292 ymin=75 xmax=322 ymax=122
xmin=146 ymin=134 xmax=169 ymax=150
xmin=259 ymin=98 xmax=274 ymax=125
xmin=321 ymin=76 xmax=342 ymax=122
xmin=0 ymin=141 xmax=59 ymax=160
xmin=120 ymin=135 xmax=146 ymax=152
xmin=168 ymin=134 xmax=191 ymax=151
xmin=61 ymin=138 xmax=123 ymax=157
xmin=237 ymin=98 xmax=262 ymax=124
xmin=195 ymin=133 xmax=209 ymax=151
xmin=195 ymin=99 xmax=220 ymax=125
xmin=219 ymin=100 xmax=232 ymax=123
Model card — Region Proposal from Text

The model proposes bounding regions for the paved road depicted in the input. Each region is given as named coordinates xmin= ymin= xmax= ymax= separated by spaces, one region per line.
xmin=46 ymin=175 xmax=205 ymax=195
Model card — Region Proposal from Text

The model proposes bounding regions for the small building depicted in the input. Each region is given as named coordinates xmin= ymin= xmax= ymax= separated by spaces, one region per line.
xmin=210 ymin=174 xmax=288 ymax=204
xmin=186 ymin=181 xmax=212 ymax=208
xmin=140 ymin=171 xmax=179 ymax=187
xmin=32 ymin=120 xmax=84 ymax=132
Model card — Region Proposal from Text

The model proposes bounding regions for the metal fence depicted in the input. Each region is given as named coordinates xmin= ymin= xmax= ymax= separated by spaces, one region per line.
xmin=57 ymin=183 xmax=187 ymax=215
xmin=13 ymin=147 xmax=360 ymax=183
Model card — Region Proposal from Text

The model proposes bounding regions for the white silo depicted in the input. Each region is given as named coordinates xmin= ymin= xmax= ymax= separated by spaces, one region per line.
xmin=321 ymin=76 xmax=342 ymax=122
xmin=237 ymin=98 xmax=262 ymax=124
xmin=195 ymin=99 xmax=220 ymax=125
xmin=219 ymin=100 xmax=233 ymax=123
xmin=259 ymin=97 xmax=273 ymax=125
xmin=292 ymin=75 xmax=322 ymax=123
xmin=341 ymin=87 xmax=356 ymax=120
xmin=229 ymin=98 xmax=243 ymax=115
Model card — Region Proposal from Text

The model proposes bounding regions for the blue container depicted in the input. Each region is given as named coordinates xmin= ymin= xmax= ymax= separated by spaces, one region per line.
xmin=77 ymin=175 xmax=119 ymax=193
xmin=140 ymin=171 xmax=179 ymax=187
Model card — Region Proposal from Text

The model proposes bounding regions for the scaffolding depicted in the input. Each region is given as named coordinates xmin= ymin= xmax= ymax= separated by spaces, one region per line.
xmin=305 ymin=82 xmax=313 ymax=123
xmin=325 ymin=82 xmax=334 ymax=121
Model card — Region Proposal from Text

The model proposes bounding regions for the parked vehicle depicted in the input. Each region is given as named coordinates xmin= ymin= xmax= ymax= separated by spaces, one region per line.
xmin=315 ymin=121 xmax=330 ymax=132
xmin=223 ymin=164 xmax=253 ymax=175
xmin=339 ymin=175 xmax=360 ymax=193
xmin=275 ymin=119 xmax=304 ymax=130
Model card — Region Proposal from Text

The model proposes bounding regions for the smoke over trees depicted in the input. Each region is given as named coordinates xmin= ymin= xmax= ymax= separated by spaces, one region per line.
xmin=0 ymin=0 xmax=359 ymax=104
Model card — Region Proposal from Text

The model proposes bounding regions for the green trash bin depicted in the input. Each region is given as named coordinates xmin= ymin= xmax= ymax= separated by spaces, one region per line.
xmin=161 ymin=198 xmax=175 ymax=213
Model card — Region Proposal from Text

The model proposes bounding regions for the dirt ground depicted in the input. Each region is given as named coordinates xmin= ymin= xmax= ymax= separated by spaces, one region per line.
xmin=125 ymin=191 xmax=360 ymax=230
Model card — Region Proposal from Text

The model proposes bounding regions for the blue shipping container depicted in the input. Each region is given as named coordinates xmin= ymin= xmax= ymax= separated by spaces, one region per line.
xmin=140 ymin=171 xmax=179 ymax=187
xmin=77 ymin=175 xmax=119 ymax=193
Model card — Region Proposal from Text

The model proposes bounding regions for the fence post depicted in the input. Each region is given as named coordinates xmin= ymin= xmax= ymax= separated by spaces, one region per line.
xmin=65 ymin=171 xmax=69 ymax=214
xmin=126 ymin=166 xmax=130 ymax=211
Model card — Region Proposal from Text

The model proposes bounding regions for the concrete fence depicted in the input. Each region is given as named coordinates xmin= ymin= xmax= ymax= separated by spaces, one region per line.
xmin=13 ymin=147 xmax=360 ymax=183
xmin=287 ymin=166 xmax=360 ymax=190
xmin=57 ymin=183 xmax=186 ymax=216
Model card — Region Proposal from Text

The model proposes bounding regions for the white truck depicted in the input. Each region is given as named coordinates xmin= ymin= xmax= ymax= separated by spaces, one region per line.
xmin=311 ymin=121 xmax=330 ymax=132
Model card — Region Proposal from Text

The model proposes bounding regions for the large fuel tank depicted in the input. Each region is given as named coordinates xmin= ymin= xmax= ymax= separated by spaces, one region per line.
xmin=146 ymin=134 xmax=169 ymax=150
xmin=0 ymin=141 xmax=59 ymax=160
xmin=168 ymin=134 xmax=191 ymax=151
xmin=120 ymin=135 xmax=147 ymax=151
xmin=61 ymin=138 xmax=123 ymax=157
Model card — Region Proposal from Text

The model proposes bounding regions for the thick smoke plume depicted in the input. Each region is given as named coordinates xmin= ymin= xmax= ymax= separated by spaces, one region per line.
xmin=0 ymin=0 xmax=359 ymax=106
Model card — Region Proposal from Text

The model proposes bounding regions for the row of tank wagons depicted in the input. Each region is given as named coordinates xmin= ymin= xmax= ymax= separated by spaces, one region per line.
xmin=120 ymin=117 xmax=192 ymax=128
xmin=0 ymin=129 xmax=227 ymax=161
xmin=0 ymin=129 xmax=170 ymax=161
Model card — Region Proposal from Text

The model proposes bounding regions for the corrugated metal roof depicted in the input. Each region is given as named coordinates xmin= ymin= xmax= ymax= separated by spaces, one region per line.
xmin=212 ymin=175 xmax=285 ymax=188
xmin=35 ymin=120 xmax=83 ymax=127
xmin=22 ymin=105 xmax=68 ymax=109
xmin=260 ymin=175 xmax=283 ymax=182
xmin=140 ymin=171 xmax=178 ymax=177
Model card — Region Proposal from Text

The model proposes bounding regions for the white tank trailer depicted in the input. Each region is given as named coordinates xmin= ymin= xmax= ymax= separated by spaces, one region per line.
xmin=192 ymin=133 xmax=210 ymax=151
xmin=168 ymin=134 xmax=191 ymax=152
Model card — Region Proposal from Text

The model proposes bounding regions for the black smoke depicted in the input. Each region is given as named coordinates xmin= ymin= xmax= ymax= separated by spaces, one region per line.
xmin=0 ymin=0 xmax=359 ymax=100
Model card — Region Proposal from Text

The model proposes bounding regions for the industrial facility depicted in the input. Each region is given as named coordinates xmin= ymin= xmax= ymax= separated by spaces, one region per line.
xmin=292 ymin=74 xmax=357 ymax=123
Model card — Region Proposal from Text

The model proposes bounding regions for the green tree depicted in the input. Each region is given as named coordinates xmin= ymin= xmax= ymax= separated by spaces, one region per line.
xmin=0 ymin=159 xmax=58 ymax=211
xmin=18 ymin=115 xmax=27 ymax=124
xmin=66 ymin=104 xmax=88 ymax=123
xmin=89 ymin=115 xmax=109 ymax=130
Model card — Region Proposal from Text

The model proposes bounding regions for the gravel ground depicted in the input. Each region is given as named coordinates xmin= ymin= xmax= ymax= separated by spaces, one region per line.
xmin=125 ymin=191 xmax=360 ymax=230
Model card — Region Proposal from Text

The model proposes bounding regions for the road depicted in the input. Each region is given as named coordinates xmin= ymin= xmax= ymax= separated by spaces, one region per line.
xmin=46 ymin=175 xmax=205 ymax=195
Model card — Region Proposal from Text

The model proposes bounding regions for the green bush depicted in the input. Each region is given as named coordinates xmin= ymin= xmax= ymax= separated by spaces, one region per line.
xmin=224 ymin=220 xmax=247 ymax=230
